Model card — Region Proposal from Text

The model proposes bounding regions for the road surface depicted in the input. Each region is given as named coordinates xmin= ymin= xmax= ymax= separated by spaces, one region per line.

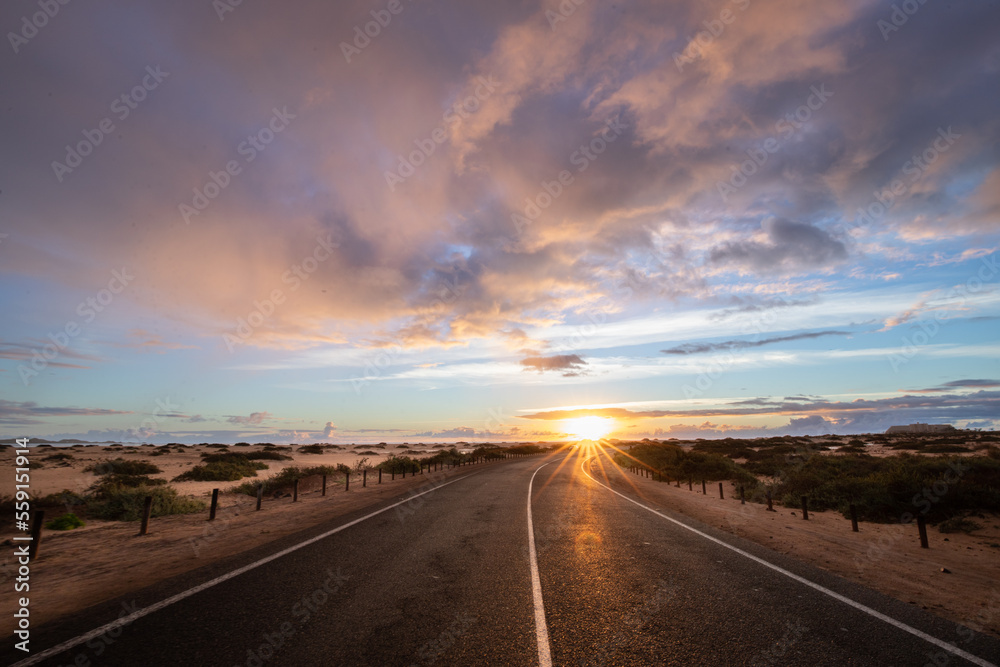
xmin=7 ymin=445 xmax=1000 ymax=666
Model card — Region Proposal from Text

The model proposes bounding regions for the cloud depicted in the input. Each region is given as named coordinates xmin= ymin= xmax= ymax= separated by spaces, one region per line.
xmin=413 ymin=426 xmax=510 ymax=440
xmin=103 ymin=329 xmax=199 ymax=353
xmin=709 ymin=218 xmax=847 ymax=275
xmin=0 ymin=400 xmax=132 ymax=426
xmin=0 ymin=342 xmax=106 ymax=370
xmin=226 ymin=412 xmax=272 ymax=426
xmin=521 ymin=390 xmax=1000 ymax=431
xmin=661 ymin=330 xmax=852 ymax=355
xmin=520 ymin=354 xmax=589 ymax=376
xmin=904 ymin=379 xmax=1000 ymax=393
xmin=323 ymin=421 xmax=337 ymax=438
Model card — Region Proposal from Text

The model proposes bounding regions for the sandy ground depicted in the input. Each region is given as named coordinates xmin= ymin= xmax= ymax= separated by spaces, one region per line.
xmin=602 ymin=463 xmax=1000 ymax=639
xmin=2 ymin=443 xmax=999 ymax=641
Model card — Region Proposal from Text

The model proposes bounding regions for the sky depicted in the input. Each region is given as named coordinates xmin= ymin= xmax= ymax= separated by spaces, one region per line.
xmin=0 ymin=0 xmax=998 ymax=445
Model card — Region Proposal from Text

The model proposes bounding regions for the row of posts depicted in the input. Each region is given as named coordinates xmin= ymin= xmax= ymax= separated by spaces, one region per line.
xmin=626 ymin=464 xmax=931 ymax=549
xmin=87 ymin=451 xmax=538 ymax=544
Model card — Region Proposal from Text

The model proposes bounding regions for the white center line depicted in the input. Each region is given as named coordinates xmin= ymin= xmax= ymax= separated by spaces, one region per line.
xmin=12 ymin=473 xmax=477 ymax=667
xmin=581 ymin=456 xmax=997 ymax=667
xmin=527 ymin=461 xmax=554 ymax=667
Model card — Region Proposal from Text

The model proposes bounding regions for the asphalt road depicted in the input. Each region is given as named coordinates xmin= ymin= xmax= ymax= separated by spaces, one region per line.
xmin=7 ymin=446 xmax=1000 ymax=666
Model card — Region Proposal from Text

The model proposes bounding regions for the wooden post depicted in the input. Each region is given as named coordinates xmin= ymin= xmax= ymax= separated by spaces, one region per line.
xmin=379 ymin=468 xmax=382 ymax=484
xmin=801 ymin=496 xmax=809 ymax=520
xmin=740 ymin=486 xmax=745 ymax=505
xmin=850 ymin=504 xmax=859 ymax=532
xmin=719 ymin=482 xmax=724 ymax=500
xmin=293 ymin=479 xmax=299 ymax=502
xmin=676 ymin=479 xmax=680 ymax=488
xmin=688 ymin=479 xmax=692 ymax=491
xmin=392 ymin=470 xmax=395 ymax=481
xmin=322 ymin=475 xmax=327 ymax=496
xmin=209 ymin=488 xmax=219 ymax=520
xmin=917 ymin=515 xmax=929 ymax=548
xmin=28 ymin=510 xmax=44 ymax=559
xmin=256 ymin=483 xmax=263 ymax=511
xmin=766 ymin=490 xmax=774 ymax=512
xmin=402 ymin=468 xmax=406 ymax=479
xmin=702 ymin=480 xmax=706 ymax=495
xmin=345 ymin=471 xmax=350 ymax=491
xmin=139 ymin=497 xmax=152 ymax=536
xmin=363 ymin=469 xmax=367 ymax=487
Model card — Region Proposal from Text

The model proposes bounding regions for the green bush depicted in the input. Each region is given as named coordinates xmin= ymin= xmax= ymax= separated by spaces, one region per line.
xmin=45 ymin=513 xmax=85 ymax=530
xmin=173 ymin=457 xmax=267 ymax=482
xmin=85 ymin=458 xmax=162 ymax=475
xmin=229 ymin=465 xmax=338 ymax=496
xmin=89 ymin=485 xmax=205 ymax=521
xmin=244 ymin=450 xmax=293 ymax=461
xmin=33 ymin=489 xmax=88 ymax=508
xmin=90 ymin=474 xmax=167 ymax=495
xmin=377 ymin=455 xmax=422 ymax=474
xmin=770 ymin=453 xmax=1000 ymax=523
xmin=938 ymin=516 xmax=983 ymax=534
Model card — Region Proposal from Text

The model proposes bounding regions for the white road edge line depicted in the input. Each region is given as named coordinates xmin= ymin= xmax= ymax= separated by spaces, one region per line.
xmin=581 ymin=456 xmax=997 ymax=667
xmin=527 ymin=462 xmax=554 ymax=667
xmin=12 ymin=473 xmax=478 ymax=667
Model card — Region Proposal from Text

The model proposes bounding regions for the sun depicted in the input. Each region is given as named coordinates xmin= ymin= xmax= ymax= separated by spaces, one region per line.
xmin=564 ymin=416 xmax=616 ymax=441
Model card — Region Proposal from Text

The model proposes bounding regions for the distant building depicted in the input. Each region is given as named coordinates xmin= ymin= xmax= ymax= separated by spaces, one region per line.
xmin=885 ymin=423 xmax=957 ymax=434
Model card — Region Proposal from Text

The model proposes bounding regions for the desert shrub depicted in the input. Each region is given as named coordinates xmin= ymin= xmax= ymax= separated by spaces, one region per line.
xmin=938 ymin=516 xmax=983 ymax=534
xmin=771 ymin=454 xmax=1000 ymax=523
xmin=90 ymin=473 xmax=167 ymax=495
xmin=33 ymin=489 xmax=88 ymax=508
xmin=45 ymin=513 xmax=85 ymax=530
xmin=377 ymin=456 xmax=421 ymax=474
xmin=230 ymin=465 xmax=338 ymax=496
xmin=43 ymin=452 xmax=74 ymax=462
xmin=173 ymin=457 xmax=267 ymax=482
xmin=85 ymin=458 xmax=162 ymax=476
xmin=298 ymin=444 xmax=326 ymax=454
xmin=612 ymin=442 xmax=754 ymax=490
xmin=923 ymin=444 xmax=969 ymax=454
xmin=89 ymin=485 xmax=205 ymax=521
xmin=421 ymin=448 xmax=464 ymax=467
xmin=244 ymin=450 xmax=293 ymax=461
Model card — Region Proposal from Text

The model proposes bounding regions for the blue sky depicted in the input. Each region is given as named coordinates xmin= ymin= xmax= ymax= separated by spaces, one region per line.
xmin=1 ymin=0 xmax=998 ymax=444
